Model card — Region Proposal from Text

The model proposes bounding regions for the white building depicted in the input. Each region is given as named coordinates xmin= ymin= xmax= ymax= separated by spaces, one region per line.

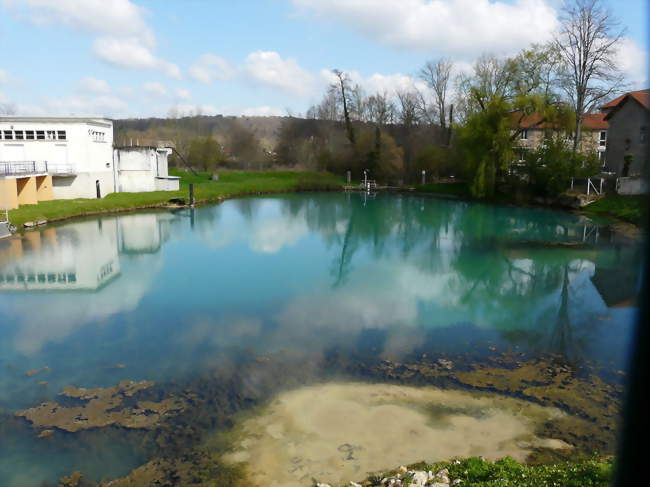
xmin=0 ymin=117 xmax=179 ymax=210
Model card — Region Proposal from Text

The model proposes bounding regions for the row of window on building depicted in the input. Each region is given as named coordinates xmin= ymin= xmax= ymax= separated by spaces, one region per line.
xmin=1 ymin=129 xmax=67 ymax=141
xmin=0 ymin=272 xmax=77 ymax=285
xmin=518 ymin=129 xmax=607 ymax=147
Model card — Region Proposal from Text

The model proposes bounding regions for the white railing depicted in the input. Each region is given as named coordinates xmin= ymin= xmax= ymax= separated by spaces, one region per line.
xmin=0 ymin=161 xmax=76 ymax=176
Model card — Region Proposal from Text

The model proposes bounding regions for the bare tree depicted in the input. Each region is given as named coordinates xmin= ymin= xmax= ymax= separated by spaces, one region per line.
xmin=555 ymin=0 xmax=626 ymax=151
xmin=332 ymin=69 xmax=356 ymax=148
xmin=349 ymin=84 xmax=368 ymax=122
xmin=419 ymin=59 xmax=453 ymax=128
xmin=366 ymin=91 xmax=395 ymax=126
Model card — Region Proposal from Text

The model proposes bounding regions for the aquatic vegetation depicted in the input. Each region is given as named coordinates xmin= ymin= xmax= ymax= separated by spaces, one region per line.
xmin=16 ymin=381 xmax=186 ymax=434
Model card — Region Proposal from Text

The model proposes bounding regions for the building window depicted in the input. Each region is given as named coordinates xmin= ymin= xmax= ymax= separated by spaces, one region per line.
xmin=25 ymin=130 xmax=35 ymax=140
xmin=46 ymin=130 xmax=56 ymax=140
xmin=36 ymin=130 xmax=45 ymax=140
xmin=520 ymin=129 xmax=528 ymax=140
xmin=599 ymin=131 xmax=606 ymax=146
xmin=641 ymin=127 xmax=647 ymax=143
xmin=3 ymin=130 xmax=13 ymax=140
xmin=57 ymin=130 xmax=67 ymax=140
xmin=14 ymin=130 xmax=24 ymax=140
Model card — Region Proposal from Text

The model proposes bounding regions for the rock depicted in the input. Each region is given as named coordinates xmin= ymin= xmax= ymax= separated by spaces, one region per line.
xmin=211 ymin=173 xmax=220 ymax=181
xmin=349 ymin=482 xmax=362 ymax=487
xmin=452 ymin=480 xmax=462 ymax=485
xmin=316 ymin=483 xmax=331 ymax=487
xmin=430 ymin=483 xmax=449 ymax=487
xmin=37 ymin=429 xmax=54 ymax=439
xmin=434 ymin=468 xmax=450 ymax=483
xmin=408 ymin=471 xmax=428 ymax=487
xmin=398 ymin=466 xmax=408 ymax=473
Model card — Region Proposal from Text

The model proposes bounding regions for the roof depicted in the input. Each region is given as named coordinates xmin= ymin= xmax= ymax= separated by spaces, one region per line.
xmin=601 ymin=89 xmax=650 ymax=111
xmin=0 ymin=117 xmax=113 ymax=127
xmin=582 ymin=112 xmax=608 ymax=130
xmin=511 ymin=111 xmax=607 ymax=130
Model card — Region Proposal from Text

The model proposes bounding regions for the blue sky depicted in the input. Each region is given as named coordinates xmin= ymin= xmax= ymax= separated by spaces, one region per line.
xmin=0 ymin=0 xmax=647 ymax=119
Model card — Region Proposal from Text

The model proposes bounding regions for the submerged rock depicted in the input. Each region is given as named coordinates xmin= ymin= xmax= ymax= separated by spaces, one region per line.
xmin=222 ymin=382 xmax=573 ymax=487
xmin=16 ymin=380 xmax=186 ymax=433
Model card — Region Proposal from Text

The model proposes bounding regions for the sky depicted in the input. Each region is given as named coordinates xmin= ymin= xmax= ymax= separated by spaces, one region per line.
xmin=0 ymin=0 xmax=647 ymax=119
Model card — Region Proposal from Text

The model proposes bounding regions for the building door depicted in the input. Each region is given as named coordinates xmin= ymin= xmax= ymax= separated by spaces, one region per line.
xmin=96 ymin=180 xmax=101 ymax=199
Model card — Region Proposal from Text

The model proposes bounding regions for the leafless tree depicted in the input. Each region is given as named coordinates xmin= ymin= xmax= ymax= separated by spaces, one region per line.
xmin=419 ymin=59 xmax=453 ymax=128
xmin=554 ymin=0 xmax=627 ymax=151
xmin=348 ymin=84 xmax=368 ymax=122
xmin=332 ymin=69 xmax=356 ymax=148
xmin=366 ymin=91 xmax=396 ymax=126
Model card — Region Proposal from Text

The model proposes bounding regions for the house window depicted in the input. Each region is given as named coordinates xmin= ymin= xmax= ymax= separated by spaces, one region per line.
xmin=14 ymin=130 xmax=24 ymax=140
xmin=36 ymin=130 xmax=45 ymax=140
xmin=641 ymin=127 xmax=647 ymax=143
xmin=46 ymin=130 xmax=56 ymax=140
xmin=3 ymin=130 xmax=13 ymax=140
xmin=599 ymin=131 xmax=606 ymax=146
xmin=57 ymin=130 xmax=66 ymax=140
xmin=599 ymin=151 xmax=606 ymax=166
xmin=25 ymin=130 xmax=35 ymax=140
xmin=520 ymin=129 xmax=528 ymax=140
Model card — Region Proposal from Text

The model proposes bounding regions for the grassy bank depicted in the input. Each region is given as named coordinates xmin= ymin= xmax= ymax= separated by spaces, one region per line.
xmin=366 ymin=456 xmax=613 ymax=487
xmin=584 ymin=194 xmax=647 ymax=225
xmin=7 ymin=170 xmax=344 ymax=229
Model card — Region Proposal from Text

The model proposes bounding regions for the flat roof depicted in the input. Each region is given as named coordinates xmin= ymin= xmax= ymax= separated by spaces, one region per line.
xmin=0 ymin=117 xmax=113 ymax=127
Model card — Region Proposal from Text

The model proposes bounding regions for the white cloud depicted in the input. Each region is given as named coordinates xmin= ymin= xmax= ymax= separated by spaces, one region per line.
xmin=94 ymin=37 xmax=180 ymax=78
xmin=3 ymin=0 xmax=179 ymax=78
xmin=0 ymin=69 xmax=8 ymax=84
xmin=244 ymin=50 xmax=315 ymax=96
xmin=16 ymin=94 xmax=129 ymax=117
xmin=241 ymin=106 xmax=285 ymax=117
xmin=189 ymin=54 xmax=236 ymax=83
xmin=78 ymin=76 xmax=111 ymax=94
xmin=319 ymin=69 xmax=427 ymax=96
xmin=616 ymin=38 xmax=649 ymax=89
xmin=143 ymin=81 xmax=168 ymax=97
xmin=292 ymin=0 xmax=559 ymax=57
xmin=175 ymin=87 xmax=191 ymax=101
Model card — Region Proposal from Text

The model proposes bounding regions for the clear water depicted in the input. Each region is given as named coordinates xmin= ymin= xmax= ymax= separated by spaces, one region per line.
xmin=0 ymin=192 xmax=642 ymax=485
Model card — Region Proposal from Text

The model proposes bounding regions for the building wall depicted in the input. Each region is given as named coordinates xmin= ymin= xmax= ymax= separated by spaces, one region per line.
xmin=0 ymin=178 xmax=18 ymax=210
xmin=16 ymin=176 xmax=38 ymax=206
xmin=35 ymin=175 xmax=53 ymax=202
xmin=512 ymin=127 xmax=606 ymax=160
xmin=0 ymin=119 xmax=116 ymax=199
xmin=605 ymin=101 xmax=649 ymax=176
xmin=114 ymin=147 xmax=176 ymax=193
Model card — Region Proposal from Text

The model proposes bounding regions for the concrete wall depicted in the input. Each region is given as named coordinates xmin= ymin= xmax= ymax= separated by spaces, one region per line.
xmin=617 ymin=177 xmax=648 ymax=195
xmin=16 ymin=176 xmax=38 ymax=206
xmin=114 ymin=147 xmax=176 ymax=192
xmin=605 ymin=100 xmax=649 ymax=176
xmin=0 ymin=178 xmax=18 ymax=210
xmin=35 ymin=175 xmax=53 ymax=202
xmin=155 ymin=177 xmax=180 ymax=191
xmin=52 ymin=171 xmax=115 ymax=199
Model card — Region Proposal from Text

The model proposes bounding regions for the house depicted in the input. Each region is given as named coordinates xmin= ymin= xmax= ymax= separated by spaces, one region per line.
xmin=511 ymin=112 xmax=608 ymax=164
xmin=601 ymin=89 xmax=649 ymax=178
xmin=0 ymin=117 xmax=180 ymax=210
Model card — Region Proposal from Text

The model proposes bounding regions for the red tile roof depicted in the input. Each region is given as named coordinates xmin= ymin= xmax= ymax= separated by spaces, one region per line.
xmin=601 ymin=89 xmax=650 ymax=110
xmin=582 ymin=112 xmax=608 ymax=130
xmin=511 ymin=111 xmax=607 ymax=130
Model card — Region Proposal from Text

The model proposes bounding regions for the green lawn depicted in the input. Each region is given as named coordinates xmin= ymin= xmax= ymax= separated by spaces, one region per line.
xmin=584 ymin=194 xmax=647 ymax=225
xmin=8 ymin=169 xmax=344 ymax=229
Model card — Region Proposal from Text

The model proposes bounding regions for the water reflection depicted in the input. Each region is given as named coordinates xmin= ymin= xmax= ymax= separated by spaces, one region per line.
xmin=0 ymin=193 xmax=642 ymax=485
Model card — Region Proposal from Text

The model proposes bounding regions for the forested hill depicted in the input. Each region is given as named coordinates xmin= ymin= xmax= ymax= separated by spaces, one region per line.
xmin=113 ymin=115 xmax=288 ymax=150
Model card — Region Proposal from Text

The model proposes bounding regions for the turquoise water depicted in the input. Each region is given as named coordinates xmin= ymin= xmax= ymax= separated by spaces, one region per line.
xmin=0 ymin=193 xmax=642 ymax=485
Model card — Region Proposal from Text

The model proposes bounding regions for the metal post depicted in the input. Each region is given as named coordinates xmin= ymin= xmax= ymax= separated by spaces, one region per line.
xmin=570 ymin=177 xmax=574 ymax=190
xmin=347 ymin=170 xmax=351 ymax=184
xmin=600 ymin=178 xmax=604 ymax=194
xmin=189 ymin=183 xmax=195 ymax=207
xmin=587 ymin=178 xmax=590 ymax=195
xmin=421 ymin=170 xmax=426 ymax=185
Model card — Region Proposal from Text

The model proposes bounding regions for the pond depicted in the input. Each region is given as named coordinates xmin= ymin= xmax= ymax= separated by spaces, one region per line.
xmin=0 ymin=192 xmax=642 ymax=486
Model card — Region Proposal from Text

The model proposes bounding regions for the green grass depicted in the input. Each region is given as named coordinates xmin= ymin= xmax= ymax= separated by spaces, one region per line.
xmin=373 ymin=456 xmax=613 ymax=487
xmin=7 ymin=169 xmax=344 ymax=229
xmin=584 ymin=194 xmax=647 ymax=225
xmin=413 ymin=181 xmax=471 ymax=197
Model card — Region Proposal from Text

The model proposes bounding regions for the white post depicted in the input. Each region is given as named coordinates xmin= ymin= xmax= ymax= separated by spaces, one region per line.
xmin=587 ymin=178 xmax=590 ymax=195
xmin=570 ymin=177 xmax=574 ymax=190
xmin=421 ymin=170 xmax=426 ymax=185
xmin=600 ymin=178 xmax=603 ymax=194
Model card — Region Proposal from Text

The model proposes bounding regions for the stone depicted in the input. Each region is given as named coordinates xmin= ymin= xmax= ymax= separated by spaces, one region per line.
xmin=211 ymin=173 xmax=220 ymax=181
xmin=409 ymin=471 xmax=428 ymax=487
xmin=398 ymin=466 xmax=408 ymax=473
xmin=430 ymin=483 xmax=449 ymax=487
xmin=37 ymin=429 xmax=54 ymax=439
xmin=452 ymin=480 xmax=462 ymax=485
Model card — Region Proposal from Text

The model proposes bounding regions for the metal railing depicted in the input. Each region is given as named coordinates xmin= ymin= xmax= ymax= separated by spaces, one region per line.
xmin=0 ymin=161 xmax=75 ymax=176
xmin=0 ymin=161 xmax=47 ymax=176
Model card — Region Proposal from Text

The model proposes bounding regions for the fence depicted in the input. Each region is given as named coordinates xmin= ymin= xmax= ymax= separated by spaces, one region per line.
xmin=0 ymin=161 xmax=75 ymax=176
